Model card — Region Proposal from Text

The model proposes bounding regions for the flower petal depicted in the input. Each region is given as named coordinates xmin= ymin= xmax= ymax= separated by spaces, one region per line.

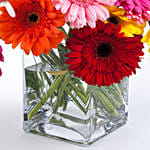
xmin=61 ymin=0 xmax=71 ymax=14
xmin=93 ymin=4 xmax=109 ymax=21
xmin=96 ymin=0 xmax=116 ymax=7
xmin=85 ymin=5 xmax=96 ymax=28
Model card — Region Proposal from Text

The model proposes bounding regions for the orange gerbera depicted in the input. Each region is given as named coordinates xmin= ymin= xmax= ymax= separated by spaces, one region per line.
xmin=0 ymin=0 xmax=66 ymax=56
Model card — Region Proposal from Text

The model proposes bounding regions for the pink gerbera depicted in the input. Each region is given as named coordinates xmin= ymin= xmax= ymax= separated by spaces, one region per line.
xmin=0 ymin=46 xmax=4 ymax=77
xmin=52 ymin=0 xmax=116 ymax=28
xmin=116 ymin=0 xmax=150 ymax=24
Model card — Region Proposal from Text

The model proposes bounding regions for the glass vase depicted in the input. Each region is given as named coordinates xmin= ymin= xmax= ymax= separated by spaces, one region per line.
xmin=23 ymin=50 xmax=128 ymax=145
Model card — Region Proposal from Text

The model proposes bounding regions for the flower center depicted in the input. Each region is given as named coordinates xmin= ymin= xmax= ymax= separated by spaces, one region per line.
xmin=29 ymin=14 xmax=39 ymax=22
xmin=108 ymin=17 xmax=118 ymax=25
xmin=96 ymin=43 xmax=112 ymax=58
xmin=27 ymin=12 xmax=40 ymax=25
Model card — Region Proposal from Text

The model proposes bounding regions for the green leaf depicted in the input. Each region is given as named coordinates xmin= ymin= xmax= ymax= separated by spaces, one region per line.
xmin=25 ymin=70 xmax=44 ymax=98
xmin=100 ymin=87 xmax=121 ymax=109
xmin=28 ymin=75 xmax=64 ymax=120
xmin=57 ymin=27 xmax=67 ymax=36
xmin=69 ymin=82 xmax=88 ymax=105
xmin=105 ymin=86 xmax=124 ymax=105
xmin=65 ymin=87 xmax=87 ymax=114
xmin=53 ymin=73 xmax=71 ymax=113
xmin=49 ymin=49 xmax=64 ymax=66
xmin=95 ymin=90 xmax=120 ymax=117
xmin=41 ymin=54 xmax=57 ymax=67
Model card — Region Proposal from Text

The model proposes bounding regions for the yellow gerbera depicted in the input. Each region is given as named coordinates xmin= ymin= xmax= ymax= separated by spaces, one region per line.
xmin=106 ymin=6 xmax=146 ymax=37
xmin=142 ymin=30 xmax=150 ymax=45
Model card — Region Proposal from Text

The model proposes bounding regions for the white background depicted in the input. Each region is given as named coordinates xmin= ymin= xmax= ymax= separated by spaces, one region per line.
xmin=0 ymin=37 xmax=150 ymax=150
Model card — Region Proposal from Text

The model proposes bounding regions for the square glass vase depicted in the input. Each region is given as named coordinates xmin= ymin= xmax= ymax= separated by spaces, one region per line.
xmin=23 ymin=53 xmax=128 ymax=145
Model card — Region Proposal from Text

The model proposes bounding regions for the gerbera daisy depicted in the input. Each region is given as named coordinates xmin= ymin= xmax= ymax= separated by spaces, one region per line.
xmin=107 ymin=6 xmax=146 ymax=37
xmin=0 ymin=0 xmax=66 ymax=56
xmin=0 ymin=46 xmax=4 ymax=77
xmin=66 ymin=21 xmax=144 ymax=86
xmin=52 ymin=0 xmax=116 ymax=29
xmin=116 ymin=0 xmax=150 ymax=24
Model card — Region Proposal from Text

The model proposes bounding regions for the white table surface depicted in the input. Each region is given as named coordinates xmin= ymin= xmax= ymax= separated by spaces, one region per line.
xmin=0 ymin=41 xmax=150 ymax=150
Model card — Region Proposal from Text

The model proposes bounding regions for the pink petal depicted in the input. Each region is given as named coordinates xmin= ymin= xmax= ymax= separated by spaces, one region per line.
xmin=69 ymin=21 xmax=76 ymax=28
xmin=67 ymin=6 xmax=87 ymax=28
xmin=93 ymin=4 xmax=109 ymax=21
xmin=59 ymin=0 xmax=66 ymax=2
xmin=0 ymin=68 xmax=2 ymax=76
xmin=69 ymin=4 xmax=79 ymax=22
xmin=96 ymin=0 xmax=116 ymax=7
xmin=77 ymin=7 xmax=86 ymax=25
xmin=85 ymin=5 xmax=96 ymax=28
xmin=65 ymin=12 xmax=70 ymax=22
xmin=0 ymin=46 xmax=2 ymax=53
xmin=69 ymin=18 xmax=83 ymax=29
xmin=61 ymin=0 xmax=71 ymax=14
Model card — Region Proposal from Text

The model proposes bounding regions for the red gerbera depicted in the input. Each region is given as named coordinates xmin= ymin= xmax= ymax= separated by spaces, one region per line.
xmin=66 ymin=21 xmax=144 ymax=86
xmin=0 ymin=0 xmax=66 ymax=56
xmin=0 ymin=46 xmax=4 ymax=77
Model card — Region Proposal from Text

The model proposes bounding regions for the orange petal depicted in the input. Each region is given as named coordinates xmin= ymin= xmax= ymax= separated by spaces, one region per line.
xmin=32 ymin=42 xmax=43 ymax=56
xmin=52 ymin=18 xmax=65 ymax=27
xmin=20 ymin=33 xmax=36 ymax=54
xmin=38 ymin=34 xmax=50 ymax=50
xmin=47 ymin=13 xmax=56 ymax=19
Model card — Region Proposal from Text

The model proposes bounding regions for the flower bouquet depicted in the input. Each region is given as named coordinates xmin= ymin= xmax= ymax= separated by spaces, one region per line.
xmin=0 ymin=0 xmax=150 ymax=145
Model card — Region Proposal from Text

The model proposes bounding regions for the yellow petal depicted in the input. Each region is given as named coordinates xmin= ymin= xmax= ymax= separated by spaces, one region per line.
xmin=142 ymin=30 xmax=150 ymax=45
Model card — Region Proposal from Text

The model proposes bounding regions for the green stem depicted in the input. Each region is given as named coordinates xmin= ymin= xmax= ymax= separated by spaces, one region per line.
xmin=65 ymin=87 xmax=87 ymax=114
xmin=113 ymin=84 xmax=124 ymax=104
xmin=49 ymin=50 xmax=64 ymax=66
xmin=114 ymin=84 xmax=122 ymax=96
xmin=53 ymin=73 xmax=70 ymax=113
xmin=42 ymin=54 xmax=57 ymax=67
xmin=94 ymin=91 xmax=113 ymax=114
xmin=69 ymin=81 xmax=88 ymax=105
xmin=28 ymin=75 xmax=64 ymax=120
xmin=106 ymin=86 xmax=124 ymax=105
xmin=57 ymin=27 xmax=68 ymax=38
xmin=58 ymin=43 xmax=70 ymax=53
xmin=78 ymin=83 xmax=86 ymax=95
xmin=39 ymin=55 xmax=47 ymax=64
xmin=96 ymin=90 xmax=120 ymax=117
xmin=100 ymin=87 xmax=121 ymax=109
xmin=62 ymin=91 xmax=68 ymax=111
xmin=43 ymin=72 xmax=51 ymax=86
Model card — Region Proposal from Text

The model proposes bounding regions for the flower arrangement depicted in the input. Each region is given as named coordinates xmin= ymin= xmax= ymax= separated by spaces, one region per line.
xmin=0 ymin=0 xmax=150 ymax=145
